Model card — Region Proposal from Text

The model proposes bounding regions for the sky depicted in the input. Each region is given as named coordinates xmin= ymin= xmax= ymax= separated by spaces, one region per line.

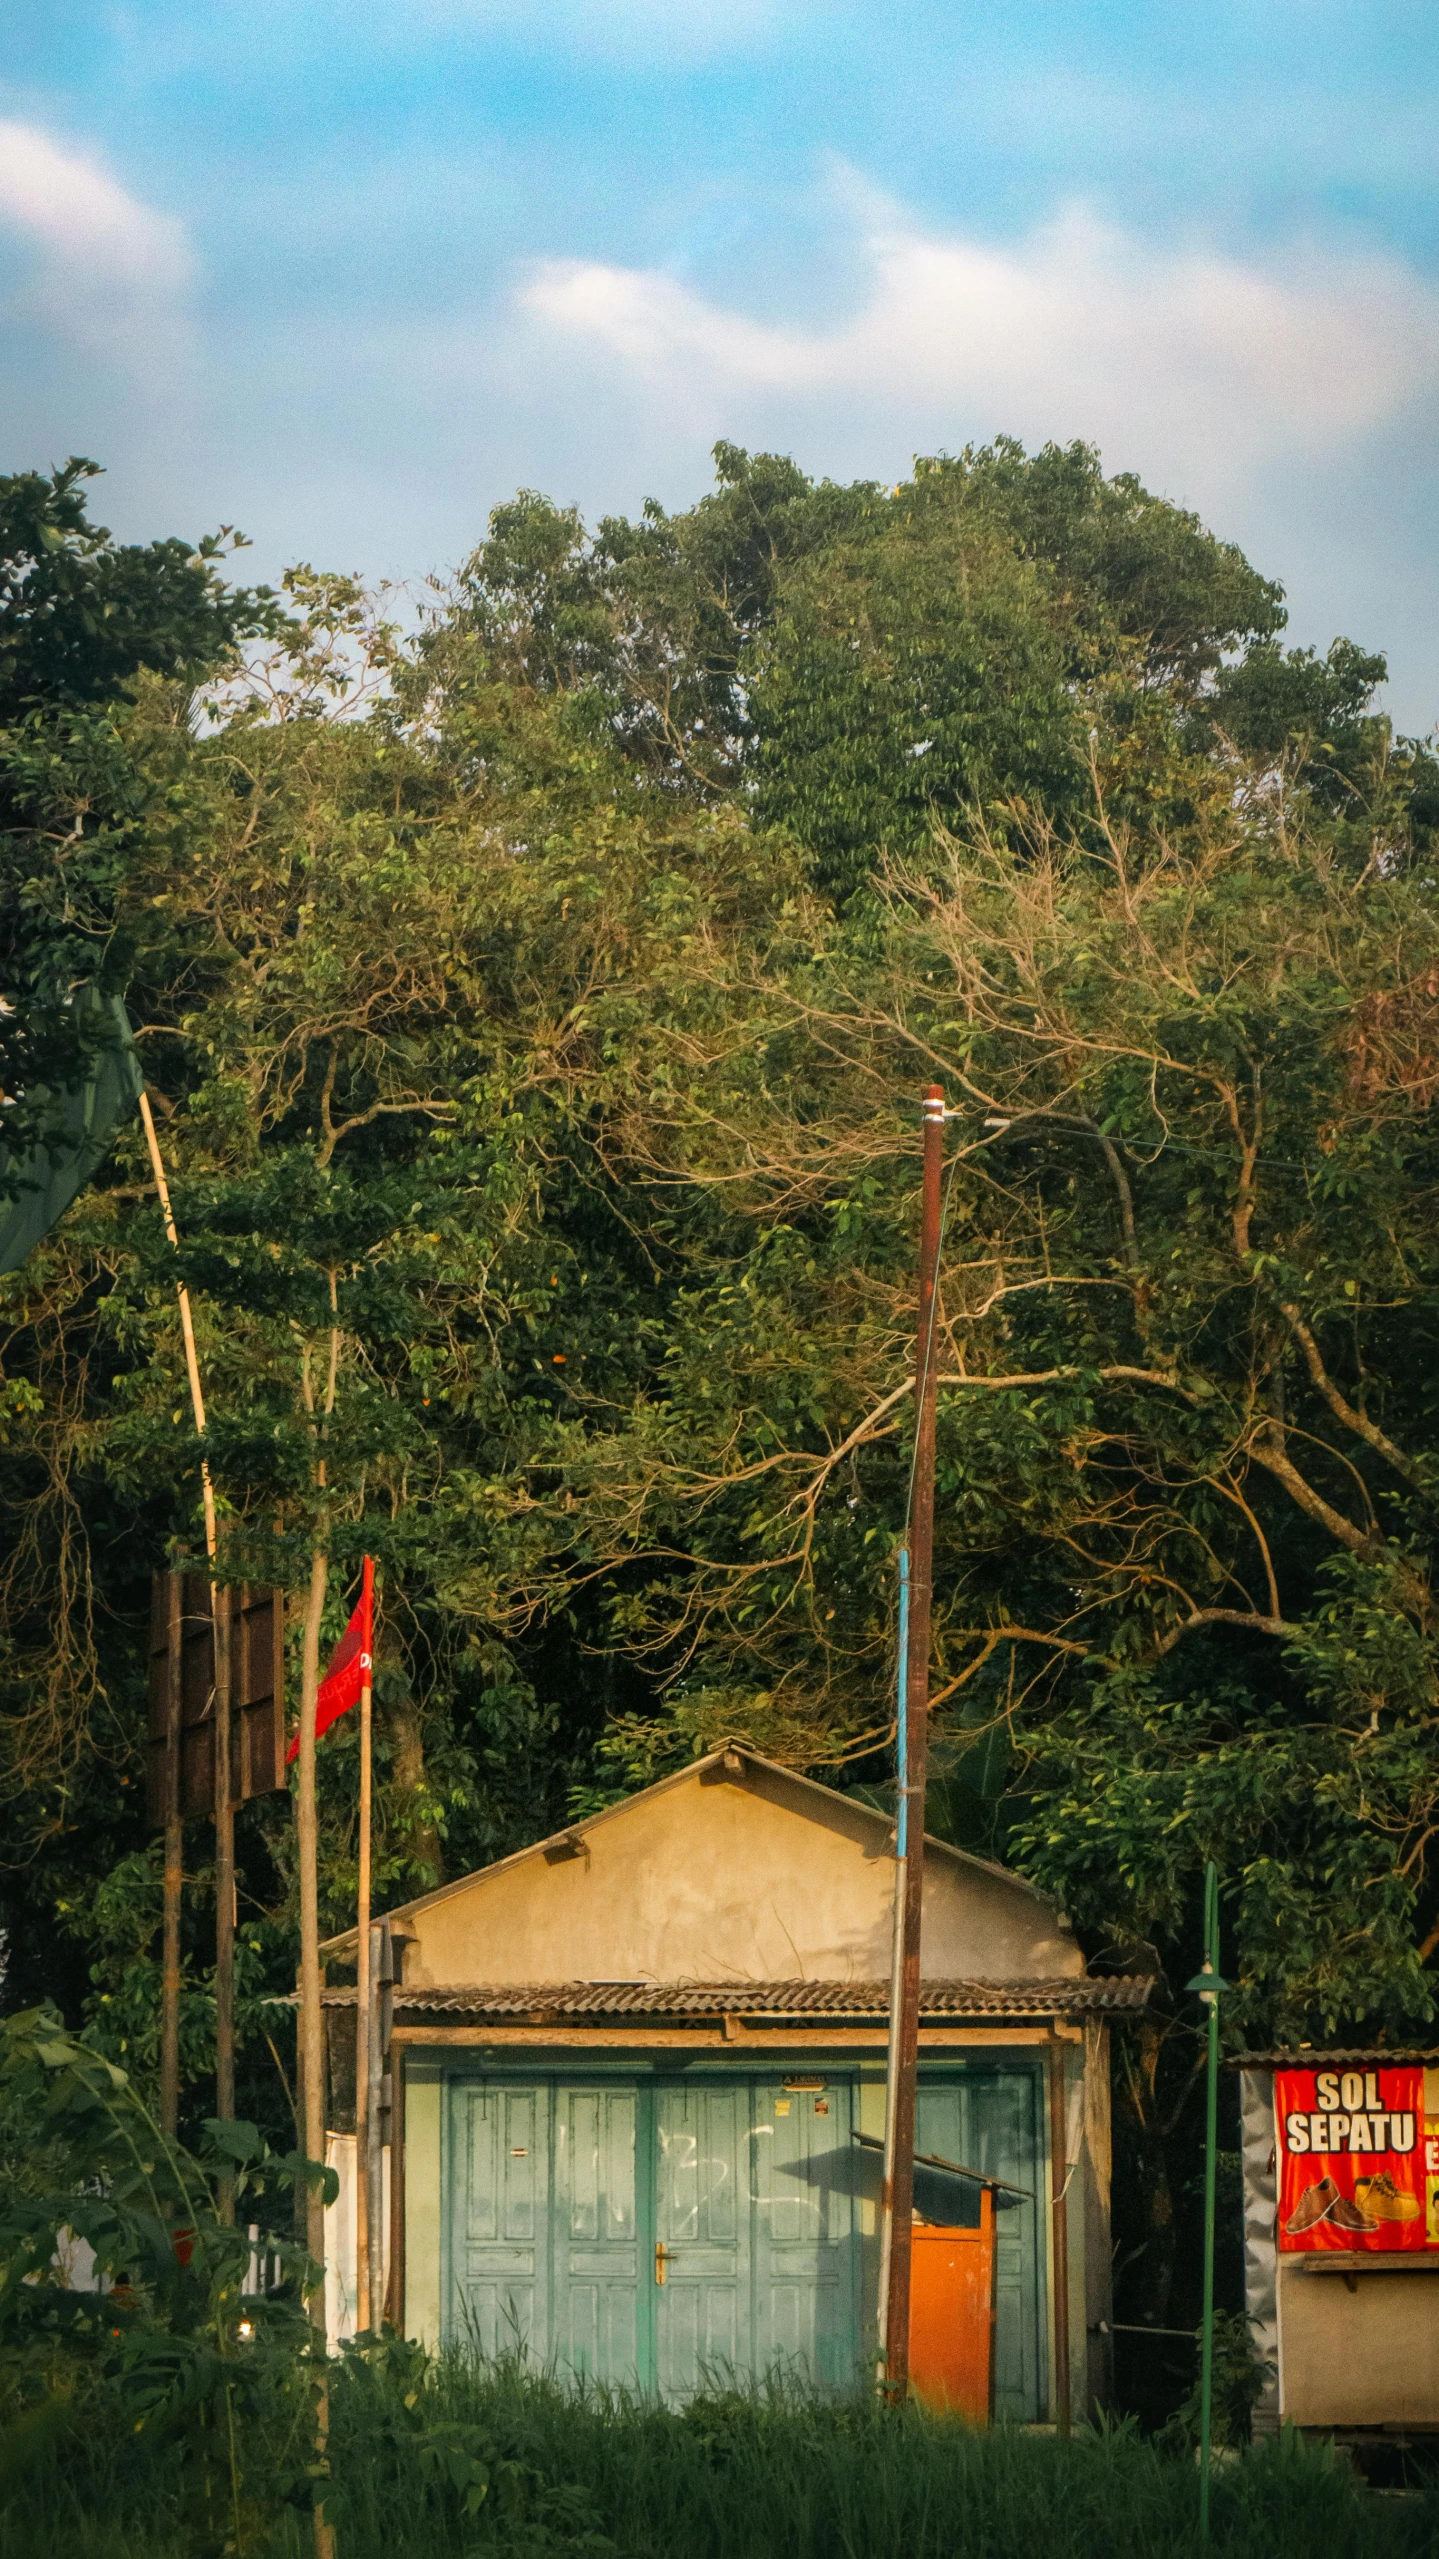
xmin=2 ymin=3 xmax=1438 ymax=727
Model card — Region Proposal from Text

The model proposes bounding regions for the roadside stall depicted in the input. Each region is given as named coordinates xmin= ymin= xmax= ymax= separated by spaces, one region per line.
xmin=1238 ymin=2051 xmax=1439 ymax=2438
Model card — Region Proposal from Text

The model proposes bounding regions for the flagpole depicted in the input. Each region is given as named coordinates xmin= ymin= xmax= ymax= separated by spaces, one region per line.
xmin=354 ymin=1557 xmax=375 ymax=2332
xmin=138 ymin=1090 xmax=231 ymax=2152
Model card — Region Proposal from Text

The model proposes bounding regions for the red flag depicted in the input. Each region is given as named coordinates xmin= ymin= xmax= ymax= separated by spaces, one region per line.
xmin=287 ymin=1557 xmax=373 ymax=1765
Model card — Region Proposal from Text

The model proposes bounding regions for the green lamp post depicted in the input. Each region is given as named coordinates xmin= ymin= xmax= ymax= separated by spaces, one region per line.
xmin=1186 ymin=1861 xmax=1230 ymax=2545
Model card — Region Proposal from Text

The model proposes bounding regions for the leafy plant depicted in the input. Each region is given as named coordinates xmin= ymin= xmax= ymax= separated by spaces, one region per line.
xmin=0 ymin=2006 xmax=333 ymax=2554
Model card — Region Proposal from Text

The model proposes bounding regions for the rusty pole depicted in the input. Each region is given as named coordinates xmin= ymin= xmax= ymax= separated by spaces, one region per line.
xmin=883 ymin=1084 xmax=946 ymax=2396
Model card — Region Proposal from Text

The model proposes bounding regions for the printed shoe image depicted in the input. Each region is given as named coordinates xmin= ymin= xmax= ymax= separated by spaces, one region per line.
xmin=1354 ymin=2173 xmax=1421 ymax=2223
xmin=1285 ymin=2177 xmax=1339 ymax=2234
xmin=1327 ymin=2193 xmax=1380 ymax=2234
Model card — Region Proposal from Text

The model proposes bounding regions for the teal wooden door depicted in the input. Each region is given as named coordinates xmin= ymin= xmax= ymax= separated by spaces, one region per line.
xmin=654 ymin=2081 xmax=749 ymax=2394
xmin=449 ymin=2081 xmax=547 ymax=2357
xmin=444 ymin=2069 xmax=868 ymax=2400
xmin=915 ymin=2068 xmax=1046 ymax=2420
xmin=553 ymin=2084 xmax=642 ymax=2382
xmin=752 ymin=2078 xmax=861 ymax=2389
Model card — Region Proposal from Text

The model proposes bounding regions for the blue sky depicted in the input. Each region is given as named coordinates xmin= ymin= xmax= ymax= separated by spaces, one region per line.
xmin=3 ymin=3 xmax=1438 ymax=725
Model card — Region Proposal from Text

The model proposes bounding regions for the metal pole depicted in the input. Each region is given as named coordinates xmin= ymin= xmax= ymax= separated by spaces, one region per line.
xmin=877 ymin=1546 xmax=910 ymax=2362
xmin=1197 ymin=1861 xmax=1221 ymax=2543
xmin=882 ymin=1084 xmax=945 ymax=2397
xmin=355 ymin=1559 xmax=375 ymax=2331
xmin=138 ymin=1091 xmax=229 ymax=2149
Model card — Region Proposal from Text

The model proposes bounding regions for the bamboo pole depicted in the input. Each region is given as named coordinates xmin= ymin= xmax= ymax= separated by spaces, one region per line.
xmin=297 ymin=1541 xmax=333 ymax=2559
xmin=355 ymin=1558 xmax=375 ymax=2332
xmin=1193 ymin=1863 xmax=1225 ymax=2544
xmin=213 ymin=1583 xmax=235 ymax=2195
xmin=138 ymin=1091 xmax=231 ymax=2152
xmin=368 ymin=1925 xmax=384 ymax=2325
xmin=296 ymin=1293 xmax=339 ymax=2559
xmin=296 ymin=1543 xmax=329 ymax=2279
xmin=882 ymin=1084 xmax=945 ymax=2397
xmin=159 ymin=1570 xmax=183 ymax=2137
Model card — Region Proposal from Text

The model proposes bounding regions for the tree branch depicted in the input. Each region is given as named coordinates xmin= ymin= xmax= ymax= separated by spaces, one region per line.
xmin=1141 ymin=1605 xmax=1300 ymax=1662
xmin=1248 ymin=1425 xmax=1382 ymax=1560
xmin=1281 ymin=1303 xmax=1421 ymax=1489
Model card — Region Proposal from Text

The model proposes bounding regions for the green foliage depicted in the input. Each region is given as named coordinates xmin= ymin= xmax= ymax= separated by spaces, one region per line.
xmin=0 ymin=2007 xmax=332 ymax=2555
xmin=1160 ymin=2311 xmax=1272 ymax=2454
xmin=0 ymin=457 xmax=274 ymax=720
xmin=0 ymin=2357 xmax=1431 ymax=2558
xmin=0 ymin=457 xmax=280 ymax=1154
xmin=9 ymin=432 xmax=1439 ymax=2358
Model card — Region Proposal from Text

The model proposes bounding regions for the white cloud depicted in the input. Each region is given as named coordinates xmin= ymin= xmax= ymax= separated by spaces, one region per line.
xmin=0 ymin=121 xmax=192 ymax=346
xmin=519 ymin=194 xmax=1439 ymax=499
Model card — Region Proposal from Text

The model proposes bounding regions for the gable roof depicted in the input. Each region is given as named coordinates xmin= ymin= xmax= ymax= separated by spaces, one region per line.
xmin=321 ymin=1739 xmax=1067 ymax=1969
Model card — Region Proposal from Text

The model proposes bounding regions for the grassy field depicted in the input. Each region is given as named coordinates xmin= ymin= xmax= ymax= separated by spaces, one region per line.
xmin=2 ymin=2353 xmax=1435 ymax=2559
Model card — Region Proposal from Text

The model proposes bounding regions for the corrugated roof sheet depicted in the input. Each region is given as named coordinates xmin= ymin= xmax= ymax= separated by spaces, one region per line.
xmin=1232 ymin=2049 xmax=1439 ymax=2068
xmin=306 ymin=1975 xmax=1151 ymax=2021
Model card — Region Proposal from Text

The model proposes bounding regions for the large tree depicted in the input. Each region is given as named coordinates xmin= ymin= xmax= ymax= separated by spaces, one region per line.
xmin=6 ymin=437 xmax=1438 ymax=2348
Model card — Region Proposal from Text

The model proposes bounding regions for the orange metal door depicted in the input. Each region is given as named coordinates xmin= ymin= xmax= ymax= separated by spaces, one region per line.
xmin=908 ymin=2188 xmax=995 ymax=2421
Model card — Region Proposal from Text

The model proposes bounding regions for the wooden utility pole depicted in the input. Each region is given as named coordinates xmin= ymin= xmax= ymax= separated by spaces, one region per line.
xmin=882 ymin=1083 xmax=946 ymax=2396
xmin=877 ymin=1547 xmax=909 ymax=2356
xmin=138 ymin=1091 xmax=232 ymax=2150
xmin=354 ymin=1557 xmax=375 ymax=2332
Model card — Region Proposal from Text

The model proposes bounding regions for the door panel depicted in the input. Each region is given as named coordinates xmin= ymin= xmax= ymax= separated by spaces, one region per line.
xmin=553 ymin=2085 xmax=641 ymax=2383
xmin=451 ymin=2084 xmax=547 ymax=2357
xmin=915 ymin=2071 xmax=1045 ymax=2422
xmin=752 ymin=2079 xmax=861 ymax=2389
xmin=655 ymin=2082 xmax=749 ymax=2396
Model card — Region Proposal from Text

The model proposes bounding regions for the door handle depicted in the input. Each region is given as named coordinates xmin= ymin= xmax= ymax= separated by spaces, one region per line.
xmin=654 ymin=2243 xmax=676 ymax=2287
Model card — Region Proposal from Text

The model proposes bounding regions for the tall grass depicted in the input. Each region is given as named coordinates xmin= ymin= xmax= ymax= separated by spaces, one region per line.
xmin=2 ymin=2351 xmax=1433 ymax=2559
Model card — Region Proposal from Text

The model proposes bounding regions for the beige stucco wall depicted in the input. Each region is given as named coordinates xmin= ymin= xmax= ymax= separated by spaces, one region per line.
xmin=1279 ymin=2260 xmax=1439 ymax=2426
xmin=392 ymin=1760 xmax=1079 ymax=1990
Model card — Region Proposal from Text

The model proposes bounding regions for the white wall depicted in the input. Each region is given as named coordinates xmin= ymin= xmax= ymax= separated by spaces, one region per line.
xmin=323 ymin=2131 xmax=390 ymax=2348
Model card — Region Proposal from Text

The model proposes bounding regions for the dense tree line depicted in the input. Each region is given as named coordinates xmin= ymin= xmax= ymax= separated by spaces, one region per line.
xmin=3 ymin=441 xmax=1438 ymax=2340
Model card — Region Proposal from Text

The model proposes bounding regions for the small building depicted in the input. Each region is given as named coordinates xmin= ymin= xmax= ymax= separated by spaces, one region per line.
xmin=1239 ymin=2048 xmax=1439 ymax=2439
xmin=322 ymin=1744 xmax=1145 ymax=2413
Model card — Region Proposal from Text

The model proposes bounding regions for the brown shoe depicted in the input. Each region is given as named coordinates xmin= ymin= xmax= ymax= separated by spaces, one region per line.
xmin=1354 ymin=2173 xmax=1421 ymax=2223
xmin=1286 ymin=2177 xmax=1339 ymax=2234
xmin=1327 ymin=2193 xmax=1379 ymax=2233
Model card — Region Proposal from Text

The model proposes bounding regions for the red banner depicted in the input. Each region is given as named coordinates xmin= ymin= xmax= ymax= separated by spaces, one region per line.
xmin=1276 ymin=2065 xmax=1426 ymax=2251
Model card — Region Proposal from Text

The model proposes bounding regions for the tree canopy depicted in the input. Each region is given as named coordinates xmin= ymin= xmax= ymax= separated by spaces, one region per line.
xmin=3 ymin=437 xmax=1438 ymax=2333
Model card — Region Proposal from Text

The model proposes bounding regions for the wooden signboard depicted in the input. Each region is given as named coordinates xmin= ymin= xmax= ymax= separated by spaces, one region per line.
xmin=147 ymin=1572 xmax=286 ymax=1825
